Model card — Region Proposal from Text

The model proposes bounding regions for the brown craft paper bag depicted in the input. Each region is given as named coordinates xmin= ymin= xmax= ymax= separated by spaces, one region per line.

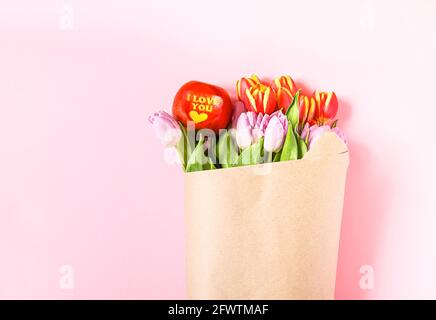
xmin=184 ymin=132 xmax=349 ymax=300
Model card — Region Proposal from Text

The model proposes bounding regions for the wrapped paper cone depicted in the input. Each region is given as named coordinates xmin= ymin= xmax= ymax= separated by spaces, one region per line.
xmin=184 ymin=132 xmax=349 ymax=299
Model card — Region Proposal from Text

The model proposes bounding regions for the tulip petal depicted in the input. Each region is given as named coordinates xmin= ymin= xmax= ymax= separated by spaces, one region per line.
xmin=323 ymin=91 xmax=338 ymax=119
xmin=148 ymin=111 xmax=182 ymax=147
xmin=312 ymin=91 xmax=338 ymax=125
xmin=298 ymin=95 xmax=309 ymax=125
xmin=277 ymin=87 xmax=293 ymax=113
xmin=245 ymin=88 xmax=258 ymax=112
xmin=263 ymin=87 xmax=277 ymax=114
xmin=264 ymin=116 xmax=287 ymax=153
xmin=273 ymin=75 xmax=296 ymax=95
xmin=307 ymin=97 xmax=316 ymax=124
xmin=237 ymin=77 xmax=255 ymax=100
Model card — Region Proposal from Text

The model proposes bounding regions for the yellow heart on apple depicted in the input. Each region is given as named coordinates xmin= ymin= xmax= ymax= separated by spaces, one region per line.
xmin=189 ymin=110 xmax=208 ymax=124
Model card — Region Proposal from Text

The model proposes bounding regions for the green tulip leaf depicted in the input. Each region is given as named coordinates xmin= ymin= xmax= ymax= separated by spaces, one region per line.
xmin=176 ymin=121 xmax=193 ymax=170
xmin=237 ymin=137 xmax=264 ymax=166
xmin=280 ymin=125 xmax=298 ymax=161
xmin=217 ymin=130 xmax=239 ymax=168
xmin=297 ymin=137 xmax=308 ymax=159
xmin=273 ymin=150 xmax=282 ymax=162
xmin=286 ymin=91 xmax=300 ymax=129
xmin=186 ymin=137 xmax=215 ymax=172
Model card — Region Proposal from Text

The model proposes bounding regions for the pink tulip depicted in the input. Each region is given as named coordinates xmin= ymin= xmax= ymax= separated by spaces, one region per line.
xmin=235 ymin=111 xmax=270 ymax=149
xmin=302 ymin=124 xmax=346 ymax=149
xmin=264 ymin=111 xmax=288 ymax=153
xmin=231 ymin=101 xmax=247 ymax=129
xmin=148 ymin=111 xmax=182 ymax=147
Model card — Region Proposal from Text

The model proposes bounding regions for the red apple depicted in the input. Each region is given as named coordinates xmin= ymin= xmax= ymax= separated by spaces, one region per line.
xmin=172 ymin=81 xmax=232 ymax=132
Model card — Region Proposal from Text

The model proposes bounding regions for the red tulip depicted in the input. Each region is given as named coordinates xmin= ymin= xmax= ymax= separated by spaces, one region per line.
xmin=298 ymin=94 xmax=316 ymax=127
xmin=236 ymin=75 xmax=261 ymax=101
xmin=245 ymin=85 xmax=277 ymax=114
xmin=312 ymin=91 xmax=338 ymax=125
xmin=236 ymin=75 xmax=277 ymax=114
xmin=273 ymin=75 xmax=296 ymax=96
xmin=276 ymin=87 xmax=294 ymax=112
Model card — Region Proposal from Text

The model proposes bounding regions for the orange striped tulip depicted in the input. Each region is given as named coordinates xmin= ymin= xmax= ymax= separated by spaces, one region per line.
xmin=237 ymin=75 xmax=277 ymax=114
xmin=299 ymin=94 xmax=316 ymax=127
xmin=312 ymin=91 xmax=338 ymax=125
xmin=273 ymin=75 xmax=296 ymax=96
xmin=276 ymin=87 xmax=294 ymax=113
xmin=245 ymin=85 xmax=277 ymax=114
xmin=236 ymin=75 xmax=261 ymax=102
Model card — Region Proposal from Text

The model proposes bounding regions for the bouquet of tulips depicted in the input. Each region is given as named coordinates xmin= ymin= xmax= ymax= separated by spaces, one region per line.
xmin=149 ymin=74 xmax=349 ymax=300
xmin=149 ymin=75 xmax=346 ymax=172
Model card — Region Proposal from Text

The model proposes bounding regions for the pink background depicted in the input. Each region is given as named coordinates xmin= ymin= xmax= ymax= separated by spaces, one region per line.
xmin=1 ymin=0 xmax=435 ymax=299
